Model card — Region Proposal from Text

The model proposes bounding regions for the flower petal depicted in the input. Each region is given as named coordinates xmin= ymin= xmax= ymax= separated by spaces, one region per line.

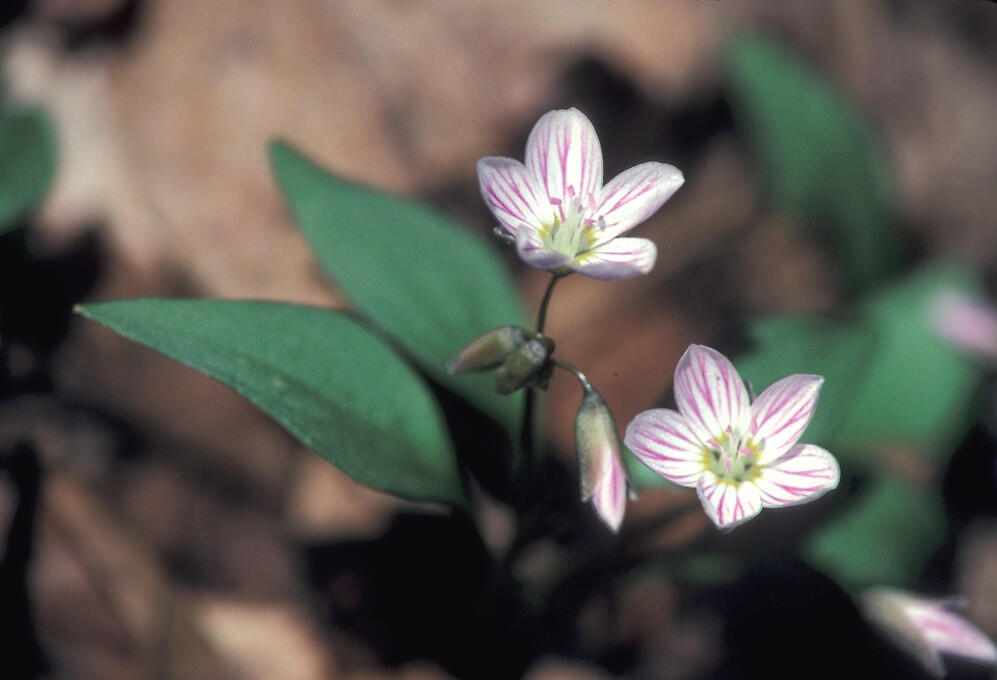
xmin=568 ymin=237 xmax=657 ymax=280
xmin=589 ymin=446 xmax=629 ymax=533
xmin=930 ymin=290 xmax=997 ymax=360
xmin=477 ymin=156 xmax=554 ymax=236
xmin=514 ymin=228 xmax=570 ymax=271
xmin=594 ymin=162 xmax=684 ymax=242
xmin=901 ymin=597 xmax=997 ymax=665
xmin=697 ymin=472 xmax=762 ymax=529
xmin=525 ymin=108 xmax=603 ymax=206
xmin=753 ymin=444 xmax=839 ymax=508
xmin=749 ymin=374 xmax=824 ymax=463
xmin=673 ymin=345 xmax=751 ymax=446
xmin=624 ymin=408 xmax=705 ymax=488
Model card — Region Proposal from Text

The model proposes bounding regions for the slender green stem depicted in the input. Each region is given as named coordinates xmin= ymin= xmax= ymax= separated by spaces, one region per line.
xmin=535 ymin=273 xmax=561 ymax=334
xmin=552 ymin=359 xmax=592 ymax=393
xmin=517 ymin=274 xmax=562 ymax=480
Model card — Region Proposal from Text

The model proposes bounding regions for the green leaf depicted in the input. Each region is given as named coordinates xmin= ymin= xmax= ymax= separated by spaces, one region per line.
xmin=0 ymin=106 xmax=56 ymax=233
xmin=269 ymin=141 xmax=525 ymax=437
xmin=804 ymin=476 xmax=944 ymax=588
xmin=737 ymin=315 xmax=876 ymax=451
xmin=836 ymin=262 xmax=981 ymax=459
xmin=78 ymin=299 xmax=465 ymax=504
xmin=734 ymin=262 xmax=982 ymax=470
xmin=726 ymin=35 xmax=898 ymax=295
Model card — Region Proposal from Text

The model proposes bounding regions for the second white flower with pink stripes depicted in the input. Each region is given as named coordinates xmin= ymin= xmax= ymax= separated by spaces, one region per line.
xmin=624 ymin=344 xmax=840 ymax=529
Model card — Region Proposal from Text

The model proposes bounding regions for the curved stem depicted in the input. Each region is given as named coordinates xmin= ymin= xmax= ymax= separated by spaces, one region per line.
xmin=552 ymin=359 xmax=592 ymax=393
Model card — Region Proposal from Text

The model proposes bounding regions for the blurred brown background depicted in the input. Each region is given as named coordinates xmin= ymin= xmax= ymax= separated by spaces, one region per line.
xmin=1 ymin=1 xmax=996 ymax=678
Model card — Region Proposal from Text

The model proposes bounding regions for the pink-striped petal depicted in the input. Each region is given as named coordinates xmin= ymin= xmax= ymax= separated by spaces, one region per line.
xmin=862 ymin=588 xmax=997 ymax=677
xmin=624 ymin=408 xmax=705 ymax=488
xmin=749 ymin=374 xmax=823 ymax=464
xmin=697 ymin=472 xmax=762 ymax=529
xmin=753 ymin=444 xmax=839 ymax=509
xmin=589 ymin=446 xmax=628 ymax=533
xmin=904 ymin=598 xmax=997 ymax=665
xmin=931 ymin=290 xmax=997 ymax=360
xmin=515 ymin=227 xmax=570 ymax=271
xmin=525 ymin=108 xmax=603 ymax=207
xmin=673 ymin=345 xmax=751 ymax=446
xmin=477 ymin=156 xmax=554 ymax=236
xmin=594 ymin=162 xmax=684 ymax=242
xmin=568 ymin=237 xmax=657 ymax=280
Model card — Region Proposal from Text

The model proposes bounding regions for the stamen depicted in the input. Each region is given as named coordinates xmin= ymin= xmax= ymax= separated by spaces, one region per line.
xmin=549 ymin=196 xmax=565 ymax=222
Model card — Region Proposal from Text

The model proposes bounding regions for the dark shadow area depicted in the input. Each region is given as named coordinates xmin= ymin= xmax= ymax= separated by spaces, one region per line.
xmin=0 ymin=226 xmax=102 ymax=397
xmin=304 ymin=511 xmax=536 ymax=679
xmin=0 ymin=442 xmax=48 ymax=678
xmin=701 ymin=558 xmax=933 ymax=680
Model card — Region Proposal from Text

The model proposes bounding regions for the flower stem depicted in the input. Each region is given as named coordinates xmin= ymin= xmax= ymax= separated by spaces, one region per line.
xmin=552 ymin=359 xmax=592 ymax=393
xmin=517 ymin=274 xmax=562 ymax=478
xmin=535 ymin=273 xmax=561 ymax=335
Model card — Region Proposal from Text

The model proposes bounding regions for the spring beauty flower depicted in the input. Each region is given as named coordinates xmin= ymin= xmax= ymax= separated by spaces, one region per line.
xmin=477 ymin=108 xmax=684 ymax=280
xmin=624 ymin=345 xmax=839 ymax=529
xmin=860 ymin=587 xmax=997 ymax=677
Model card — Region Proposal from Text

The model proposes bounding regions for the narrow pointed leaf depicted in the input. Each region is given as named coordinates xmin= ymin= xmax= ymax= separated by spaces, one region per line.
xmin=79 ymin=299 xmax=464 ymax=504
xmin=269 ymin=141 xmax=525 ymax=437
xmin=0 ymin=106 xmax=56 ymax=233
xmin=836 ymin=262 xmax=981 ymax=457
xmin=736 ymin=315 xmax=875 ymax=462
xmin=726 ymin=35 xmax=899 ymax=295
xmin=736 ymin=263 xmax=981 ymax=470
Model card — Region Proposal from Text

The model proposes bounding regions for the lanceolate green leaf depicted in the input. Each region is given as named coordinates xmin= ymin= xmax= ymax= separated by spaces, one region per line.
xmin=804 ymin=476 xmax=944 ymax=588
xmin=726 ymin=36 xmax=898 ymax=295
xmin=79 ymin=299 xmax=464 ymax=504
xmin=0 ymin=106 xmax=56 ymax=233
xmin=734 ymin=262 xmax=982 ymax=470
xmin=737 ymin=315 xmax=876 ymax=451
xmin=269 ymin=141 xmax=525 ymax=437
xmin=836 ymin=262 xmax=981 ymax=459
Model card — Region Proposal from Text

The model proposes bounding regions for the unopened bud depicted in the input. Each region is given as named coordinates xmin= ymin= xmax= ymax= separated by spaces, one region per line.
xmin=495 ymin=334 xmax=555 ymax=395
xmin=449 ymin=326 xmax=529 ymax=375
xmin=860 ymin=587 xmax=997 ymax=678
xmin=575 ymin=387 xmax=633 ymax=532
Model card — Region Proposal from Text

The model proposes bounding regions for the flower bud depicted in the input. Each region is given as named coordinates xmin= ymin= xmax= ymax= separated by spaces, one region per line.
xmin=449 ymin=326 xmax=529 ymax=375
xmin=575 ymin=387 xmax=633 ymax=532
xmin=495 ymin=334 xmax=555 ymax=395
xmin=860 ymin=587 xmax=997 ymax=678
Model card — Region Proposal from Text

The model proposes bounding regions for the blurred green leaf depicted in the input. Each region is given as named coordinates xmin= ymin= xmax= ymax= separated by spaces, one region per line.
xmin=736 ymin=262 xmax=982 ymax=470
xmin=737 ymin=316 xmax=876 ymax=450
xmin=0 ymin=106 xmax=56 ymax=233
xmin=804 ymin=476 xmax=944 ymax=588
xmin=79 ymin=299 xmax=465 ymax=505
xmin=726 ymin=35 xmax=898 ymax=295
xmin=836 ymin=262 xmax=980 ymax=458
xmin=269 ymin=141 xmax=525 ymax=439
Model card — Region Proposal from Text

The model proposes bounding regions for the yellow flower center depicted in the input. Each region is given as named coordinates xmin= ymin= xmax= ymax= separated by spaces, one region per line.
xmin=538 ymin=194 xmax=599 ymax=259
xmin=701 ymin=428 xmax=765 ymax=483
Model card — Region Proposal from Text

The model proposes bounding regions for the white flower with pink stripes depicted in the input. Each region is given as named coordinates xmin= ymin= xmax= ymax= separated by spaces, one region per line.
xmin=477 ymin=108 xmax=684 ymax=280
xmin=624 ymin=344 xmax=840 ymax=529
